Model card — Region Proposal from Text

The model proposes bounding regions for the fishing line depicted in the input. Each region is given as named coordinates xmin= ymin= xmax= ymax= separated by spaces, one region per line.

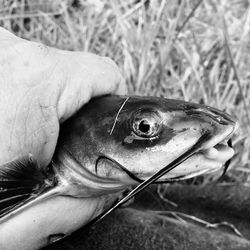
xmin=82 ymin=132 xmax=211 ymax=229
xmin=109 ymin=97 xmax=130 ymax=135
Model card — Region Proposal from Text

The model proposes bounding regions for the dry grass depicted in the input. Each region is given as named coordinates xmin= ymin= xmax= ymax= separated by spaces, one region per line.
xmin=0 ymin=0 xmax=249 ymax=183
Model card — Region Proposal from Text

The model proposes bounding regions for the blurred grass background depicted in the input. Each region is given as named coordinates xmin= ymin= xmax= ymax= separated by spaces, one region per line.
xmin=0 ymin=0 xmax=249 ymax=184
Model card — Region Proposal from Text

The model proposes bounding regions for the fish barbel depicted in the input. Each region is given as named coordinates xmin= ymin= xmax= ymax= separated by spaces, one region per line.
xmin=0 ymin=95 xmax=238 ymax=250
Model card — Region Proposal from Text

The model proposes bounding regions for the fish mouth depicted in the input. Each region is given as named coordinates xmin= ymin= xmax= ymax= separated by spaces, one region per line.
xmin=160 ymin=140 xmax=234 ymax=182
xmin=201 ymin=140 xmax=233 ymax=164
xmin=138 ymin=122 xmax=238 ymax=183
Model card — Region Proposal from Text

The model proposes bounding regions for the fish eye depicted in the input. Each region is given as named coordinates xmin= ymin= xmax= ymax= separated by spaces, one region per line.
xmin=132 ymin=111 xmax=162 ymax=138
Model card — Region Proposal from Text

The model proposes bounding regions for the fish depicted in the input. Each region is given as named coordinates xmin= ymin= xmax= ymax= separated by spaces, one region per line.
xmin=0 ymin=95 xmax=238 ymax=250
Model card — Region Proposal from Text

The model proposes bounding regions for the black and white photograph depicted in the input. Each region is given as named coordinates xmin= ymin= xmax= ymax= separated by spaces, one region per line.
xmin=0 ymin=0 xmax=249 ymax=249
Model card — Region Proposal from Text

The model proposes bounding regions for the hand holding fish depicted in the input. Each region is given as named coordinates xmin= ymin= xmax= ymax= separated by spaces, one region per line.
xmin=0 ymin=28 xmax=239 ymax=250
xmin=0 ymin=27 xmax=126 ymax=167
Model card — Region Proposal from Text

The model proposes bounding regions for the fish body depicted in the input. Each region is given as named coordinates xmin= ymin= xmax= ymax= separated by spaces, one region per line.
xmin=0 ymin=95 xmax=238 ymax=250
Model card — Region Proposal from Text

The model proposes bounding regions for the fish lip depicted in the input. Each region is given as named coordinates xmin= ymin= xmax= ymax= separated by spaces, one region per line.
xmin=200 ymin=117 xmax=238 ymax=150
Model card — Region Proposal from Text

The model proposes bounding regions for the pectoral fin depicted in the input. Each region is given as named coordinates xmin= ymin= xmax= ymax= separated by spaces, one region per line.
xmin=0 ymin=156 xmax=56 ymax=222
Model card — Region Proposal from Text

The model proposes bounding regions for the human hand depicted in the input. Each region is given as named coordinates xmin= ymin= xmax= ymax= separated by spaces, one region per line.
xmin=0 ymin=27 xmax=126 ymax=166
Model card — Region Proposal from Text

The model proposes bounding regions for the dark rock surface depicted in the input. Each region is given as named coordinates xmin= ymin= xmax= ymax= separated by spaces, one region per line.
xmin=46 ymin=208 xmax=250 ymax=250
xmin=45 ymin=183 xmax=250 ymax=250
xmin=159 ymin=183 xmax=250 ymax=240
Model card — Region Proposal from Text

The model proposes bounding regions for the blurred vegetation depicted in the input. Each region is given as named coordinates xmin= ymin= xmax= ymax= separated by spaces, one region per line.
xmin=0 ymin=0 xmax=249 ymax=184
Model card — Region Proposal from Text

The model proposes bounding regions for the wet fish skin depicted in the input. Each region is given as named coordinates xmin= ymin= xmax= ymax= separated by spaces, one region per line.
xmin=56 ymin=95 xmax=237 ymax=182
xmin=0 ymin=95 xmax=238 ymax=250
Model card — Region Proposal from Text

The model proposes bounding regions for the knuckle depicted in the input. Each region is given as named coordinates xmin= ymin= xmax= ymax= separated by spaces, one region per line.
xmin=101 ymin=56 xmax=120 ymax=73
xmin=101 ymin=56 xmax=117 ymax=66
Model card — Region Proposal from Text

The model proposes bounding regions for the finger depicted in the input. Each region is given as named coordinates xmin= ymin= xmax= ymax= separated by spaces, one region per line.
xmin=0 ymin=27 xmax=21 ymax=42
xmin=55 ymin=51 xmax=127 ymax=122
xmin=90 ymin=56 xmax=128 ymax=96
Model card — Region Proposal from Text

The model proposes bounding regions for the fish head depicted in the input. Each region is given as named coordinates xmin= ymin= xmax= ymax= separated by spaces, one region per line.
xmin=58 ymin=95 xmax=238 ymax=185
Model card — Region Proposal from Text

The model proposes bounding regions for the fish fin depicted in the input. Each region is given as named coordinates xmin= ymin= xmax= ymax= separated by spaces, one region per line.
xmin=0 ymin=156 xmax=55 ymax=221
